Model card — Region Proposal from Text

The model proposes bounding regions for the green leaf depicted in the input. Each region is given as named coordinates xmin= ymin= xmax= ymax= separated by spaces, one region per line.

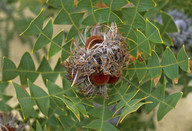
xmin=130 ymin=0 xmax=156 ymax=12
xmin=119 ymin=25 xmax=137 ymax=41
xmin=0 ymin=82 xmax=9 ymax=92
xmin=147 ymin=51 xmax=161 ymax=78
xmin=66 ymin=96 xmax=88 ymax=117
xmin=61 ymin=39 xmax=72 ymax=61
xmin=62 ymin=78 xmax=76 ymax=97
xmin=54 ymin=11 xmax=84 ymax=27
xmin=103 ymin=0 xmax=127 ymax=10
xmin=147 ymin=51 xmax=162 ymax=85
xmin=161 ymin=11 xmax=178 ymax=33
xmin=127 ymin=63 xmax=135 ymax=80
xmin=47 ymin=0 xmax=74 ymax=11
xmin=2 ymin=57 xmax=18 ymax=81
xmin=54 ymin=59 xmax=66 ymax=78
xmin=122 ymin=7 xmax=146 ymax=30
xmin=61 ymin=97 xmax=80 ymax=121
xmin=18 ymin=52 xmax=38 ymax=86
xmin=157 ymin=92 xmax=182 ymax=121
xmin=20 ymin=9 xmax=44 ymax=36
xmin=162 ymin=32 xmax=173 ymax=46
xmin=37 ymin=57 xmax=58 ymax=84
xmin=13 ymin=82 xmax=37 ymax=118
xmin=47 ymin=80 xmax=66 ymax=110
xmin=177 ymin=46 xmax=189 ymax=72
xmin=135 ymin=61 xmax=147 ymax=82
xmin=161 ymin=47 xmax=178 ymax=81
xmin=137 ymin=29 xmax=151 ymax=55
xmin=48 ymin=30 xmax=64 ymax=58
xmin=84 ymin=119 xmax=118 ymax=131
xmin=33 ymin=18 xmax=53 ymax=52
xmin=145 ymin=85 xmax=165 ymax=114
xmin=83 ymin=8 xmax=123 ymax=25
xmin=36 ymin=121 xmax=43 ymax=131
xmin=89 ymin=107 xmax=113 ymax=121
xmin=78 ymin=0 xmax=92 ymax=11
xmin=28 ymin=80 xmax=50 ymax=116
xmin=128 ymin=39 xmax=138 ymax=57
xmin=146 ymin=19 xmax=163 ymax=43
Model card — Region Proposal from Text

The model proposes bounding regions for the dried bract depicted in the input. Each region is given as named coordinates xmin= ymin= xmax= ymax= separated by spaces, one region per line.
xmin=64 ymin=23 xmax=129 ymax=98
xmin=0 ymin=112 xmax=25 ymax=131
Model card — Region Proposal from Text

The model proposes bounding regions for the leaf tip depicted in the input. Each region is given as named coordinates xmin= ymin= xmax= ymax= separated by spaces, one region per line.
xmin=173 ymin=78 xmax=178 ymax=84
xmin=155 ymin=2 xmax=157 ymax=7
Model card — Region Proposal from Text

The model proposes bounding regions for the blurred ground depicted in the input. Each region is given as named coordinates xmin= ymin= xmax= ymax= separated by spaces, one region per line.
xmin=1 ymin=9 xmax=192 ymax=131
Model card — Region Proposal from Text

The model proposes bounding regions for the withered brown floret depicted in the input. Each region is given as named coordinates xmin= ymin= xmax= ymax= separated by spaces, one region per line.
xmin=64 ymin=23 xmax=129 ymax=98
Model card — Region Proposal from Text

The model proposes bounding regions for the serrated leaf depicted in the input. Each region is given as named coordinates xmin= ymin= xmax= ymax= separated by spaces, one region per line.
xmin=20 ymin=9 xmax=44 ymax=36
xmin=157 ymin=92 xmax=182 ymax=121
xmin=33 ymin=18 xmax=53 ymax=52
xmin=2 ymin=57 xmax=18 ymax=81
xmin=146 ymin=19 xmax=163 ymax=43
xmin=37 ymin=57 xmax=58 ymax=84
xmin=137 ymin=29 xmax=151 ymax=55
xmin=84 ymin=119 xmax=118 ymax=131
xmin=177 ymin=46 xmax=189 ymax=72
xmin=130 ymin=0 xmax=156 ymax=12
xmin=135 ymin=61 xmax=147 ymax=82
xmin=161 ymin=47 xmax=178 ymax=81
xmin=161 ymin=11 xmax=178 ymax=33
xmin=28 ymin=80 xmax=50 ymax=116
xmin=48 ymin=30 xmax=64 ymax=58
xmin=13 ymin=82 xmax=37 ymax=118
xmin=18 ymin=52 xmax=38 ymax=86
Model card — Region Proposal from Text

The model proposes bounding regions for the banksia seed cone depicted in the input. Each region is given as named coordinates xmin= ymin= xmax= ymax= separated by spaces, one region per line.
xmin=64 ymin=23 xmax=129 ymax=98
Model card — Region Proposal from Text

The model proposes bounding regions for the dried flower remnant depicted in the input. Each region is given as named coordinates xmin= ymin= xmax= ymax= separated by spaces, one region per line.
xmin=64 ymin=23 xmax=129 ymax=98
xmin=0 ymin=112 xmax=25 ymax=131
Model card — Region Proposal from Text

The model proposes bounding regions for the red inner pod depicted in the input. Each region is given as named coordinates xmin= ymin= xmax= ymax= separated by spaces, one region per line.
xmin=84 ymin=36 xmax=104 ymax=50
xmin=85 ymin=35 xmax=121 ymax=85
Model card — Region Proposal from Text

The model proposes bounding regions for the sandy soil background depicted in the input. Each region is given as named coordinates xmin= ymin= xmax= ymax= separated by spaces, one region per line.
xmin=1 ymin=9 xmax=192 ymax=131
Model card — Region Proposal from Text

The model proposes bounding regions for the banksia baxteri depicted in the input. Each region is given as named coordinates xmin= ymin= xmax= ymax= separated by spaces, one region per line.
xmin=0 ymin=112 xmax=25 ymax=131
xmin=64 ymin=23 xmax=129 ymax=98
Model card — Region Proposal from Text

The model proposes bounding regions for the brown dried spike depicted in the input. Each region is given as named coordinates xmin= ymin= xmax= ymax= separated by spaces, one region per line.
xmin=84 ymin=36 xmax=104 ymax=50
